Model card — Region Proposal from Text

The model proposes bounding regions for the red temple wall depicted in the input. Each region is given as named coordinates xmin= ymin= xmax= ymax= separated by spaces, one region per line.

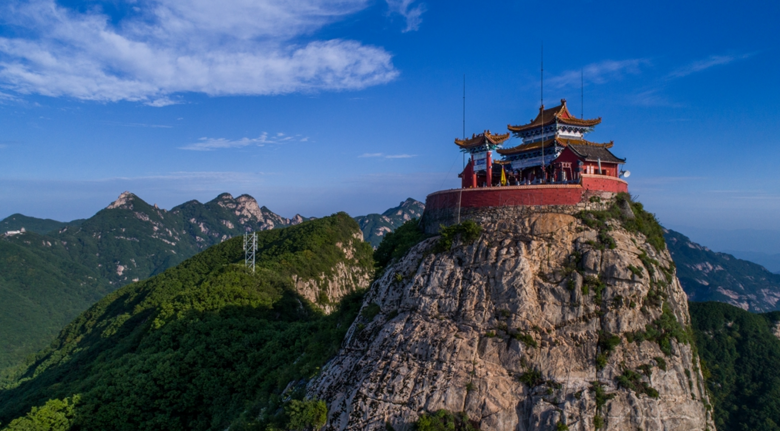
xmin=425 ymin=176 xmax=627 ymax=211
xmin=581 ymin=175 xmax=628 ymax=193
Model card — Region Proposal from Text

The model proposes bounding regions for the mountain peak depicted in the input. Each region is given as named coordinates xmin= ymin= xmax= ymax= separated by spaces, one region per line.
xmin=106 ymin=191 xmax=135 ymax=210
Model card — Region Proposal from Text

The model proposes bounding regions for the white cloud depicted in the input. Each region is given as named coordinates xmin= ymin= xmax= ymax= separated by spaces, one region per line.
xmin=0 ymin=0 xmax=399 ymax=104
xmin=179 ymin=132 xmax=307 ymax=151
xmin=386 ymin=0 xmax=426 ymax=32
xmin=358 ymin=152 xmax=415 ymax=159
xmin=547 ymin=59 xmax=650 ymax=89
xmin=146 ymin=97 xmax=180 ymax=107
xmin=668 ymin=53 xmax=755 ymax=78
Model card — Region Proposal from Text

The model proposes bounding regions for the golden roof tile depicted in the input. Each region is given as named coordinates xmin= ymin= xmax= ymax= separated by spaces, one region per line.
xmin=454 ymin=130 xmax=511 ymax=149
xmin=497 ymin=137 xmax=613 ymax=156
xmin=507 ymin=99 xmax=601 ymax=133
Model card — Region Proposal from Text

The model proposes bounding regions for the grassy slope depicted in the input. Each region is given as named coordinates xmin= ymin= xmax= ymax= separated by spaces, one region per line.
xmin=0 ymin=213 xmax=372 ymax=431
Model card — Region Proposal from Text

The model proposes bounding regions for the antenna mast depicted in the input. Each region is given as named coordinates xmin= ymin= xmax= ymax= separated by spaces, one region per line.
xmin=581 ymin=69 xmax=584 ymax=118
xmin=540 ymin=42 xmax=545 ymax=182
xmin=463 ymin=75 xmax=466 ymax=168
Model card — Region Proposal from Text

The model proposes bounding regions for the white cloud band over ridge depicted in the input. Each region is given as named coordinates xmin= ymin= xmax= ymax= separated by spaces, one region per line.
xmin=0 ymin=0 xmax=399 ymax=104
xmin=180 ymin=132 xmax=307 ymax=151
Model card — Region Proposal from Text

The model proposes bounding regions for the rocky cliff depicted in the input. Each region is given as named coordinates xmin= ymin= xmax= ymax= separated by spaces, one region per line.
xmin=293 ymin=230 xmax=374 ymax=314
xmin=308 ymin=200 xmax=715 ymax=430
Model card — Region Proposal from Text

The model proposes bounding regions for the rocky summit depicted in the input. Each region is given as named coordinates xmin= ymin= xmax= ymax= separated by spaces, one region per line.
xmin=308 ymin=200 xmax=715 ymax=430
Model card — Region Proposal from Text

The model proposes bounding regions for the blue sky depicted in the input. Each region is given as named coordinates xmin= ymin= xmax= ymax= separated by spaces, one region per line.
xmin=0 ymin=0 xmax=779 ymax=252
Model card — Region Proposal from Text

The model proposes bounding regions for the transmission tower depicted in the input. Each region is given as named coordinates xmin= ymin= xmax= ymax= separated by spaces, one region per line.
xmin=244 ymin=231 xmax=256 ymax=273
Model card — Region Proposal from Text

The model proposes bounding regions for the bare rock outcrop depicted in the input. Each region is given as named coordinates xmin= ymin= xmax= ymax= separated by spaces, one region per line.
xmin=308 ymin=208 xmax=715 ymax=430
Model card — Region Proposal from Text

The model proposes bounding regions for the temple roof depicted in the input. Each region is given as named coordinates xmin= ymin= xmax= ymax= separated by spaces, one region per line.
xmin=497 ymin=137 xmax=613 ymax=156
xmin=568 ymin=144 xmax=626 ymax=164
xmin=454 ymin=130 xmax=511 ymax=150
xmin=507 ymin=99 xmax=601 ymax=133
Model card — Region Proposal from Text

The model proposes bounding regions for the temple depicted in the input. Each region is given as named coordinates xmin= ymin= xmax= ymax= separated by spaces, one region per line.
xmin=459 ymin=99 xmax=625 ymax=187
xmin=455 ymin=130 xmax=510 ymax=188
xmin=422 ymin=98 xmax=630 ymax=233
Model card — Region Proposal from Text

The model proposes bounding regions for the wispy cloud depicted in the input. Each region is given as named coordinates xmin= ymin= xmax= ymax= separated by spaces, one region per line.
xmin=547 ymin=59 xmax=650 ymax=89
xmin=180 ymin=132 xmax=308 ymax=151
xmin=386 ymin=0 xmax=426 ymax=32
xmin=0 ymin=0 xmax=398 ymax=105
xmin=146 ymin=97 xmax=180 ymax=107
xmin=668 ymin=53 xmax=755 ymax=79
xmin=104 ymin=121 xmax=173 ymax=129
xmin=358 ymin=152 xmax=416 ymax=159
xmin=628 ymin=89 xmax=678 ymax=107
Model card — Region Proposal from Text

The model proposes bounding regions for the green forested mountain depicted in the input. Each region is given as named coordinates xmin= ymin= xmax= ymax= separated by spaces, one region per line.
xmin=689 ymin=301 xmax=780 ymax=430
xmin=1 ymin=214 xmax=84 ymax=235
xmin=0 ymin=240 xmax=110 ymax=370
xmin=0 ymin=192 xmax=307 ymax=371
xmin=0 ymin=213 xmax=372 ymax=431
xmin=665 ymin=229 xmax=780 ymax=312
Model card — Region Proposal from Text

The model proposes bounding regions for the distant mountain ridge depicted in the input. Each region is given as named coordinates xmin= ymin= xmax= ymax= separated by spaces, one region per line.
xmin=665 ymin=229 xmax=780 ymax=312
xmin=353 ymin=198 xmax=424 ymax=247
xmin=2 ymin=214 xmax=84 ymax=234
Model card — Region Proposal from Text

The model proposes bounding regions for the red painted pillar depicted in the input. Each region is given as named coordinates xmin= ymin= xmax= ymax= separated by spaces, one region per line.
xmin=486 ymin=151 xmax=493 ymax=187
xmin=471 ymin=154 xmax=477 ymax=188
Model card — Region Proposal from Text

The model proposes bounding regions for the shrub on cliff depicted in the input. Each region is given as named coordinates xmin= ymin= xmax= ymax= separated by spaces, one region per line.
xmin=433 ymin=221 xmax=482 ymax=253
xmin=577 ymin=193 xmax=666 ymax=252
xmin=374 ymin=219 xmax=427 ymax=272
xmin=414 ymin=410 xmax=479 ymax=431
xmin=286 ymin=399 xmax=327 ymax=431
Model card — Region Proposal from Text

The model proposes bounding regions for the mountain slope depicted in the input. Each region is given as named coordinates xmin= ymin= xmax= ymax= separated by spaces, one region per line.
xmin=0 ymin=240 xmax=110 ymax=369
xmin=0 ymin=192 xmax=308 ymax=371
xmin=690 ymin=301 xmax=780 ymax=430
xmin=1 ymin=214 xmax=84 ymax=235
xmin=665 ymin=229 xmax=780 ymax=312
xmin=354 ymin=198 xmax=424 ymax=247
xmin=0 ymin=213 xmax=372 ymax=431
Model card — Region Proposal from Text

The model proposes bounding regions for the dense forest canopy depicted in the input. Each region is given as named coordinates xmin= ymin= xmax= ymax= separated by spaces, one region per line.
xmin=689 ymin=301 xmax=780 ymax=431
xmin=0 ymin=213 xmax=372 ymax=431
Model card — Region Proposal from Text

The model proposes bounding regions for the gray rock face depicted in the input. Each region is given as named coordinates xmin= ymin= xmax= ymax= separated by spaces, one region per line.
xmin=308 ymin=209 xmax=715 ymax=431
